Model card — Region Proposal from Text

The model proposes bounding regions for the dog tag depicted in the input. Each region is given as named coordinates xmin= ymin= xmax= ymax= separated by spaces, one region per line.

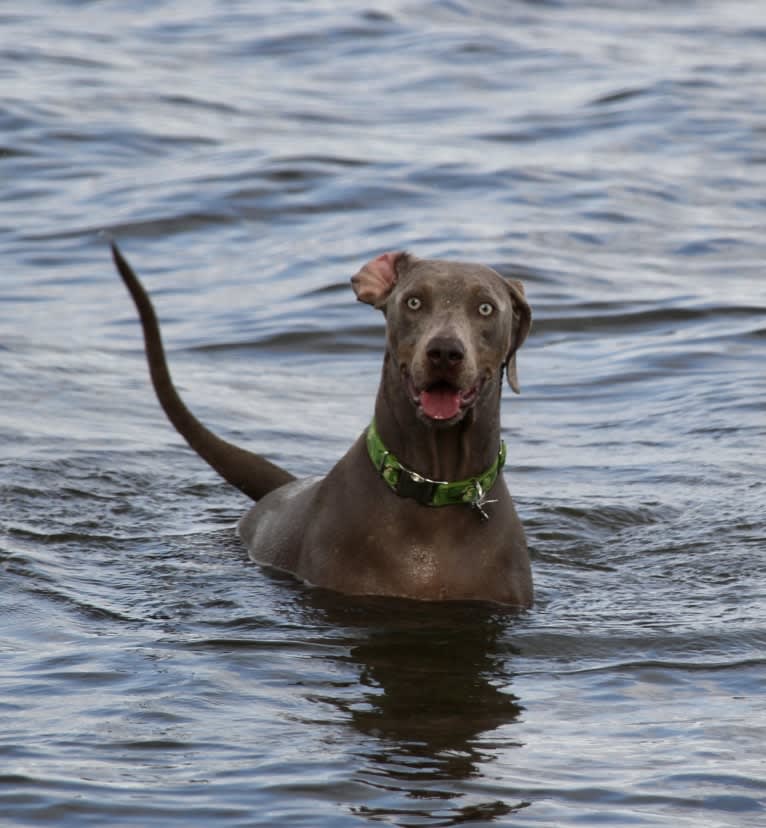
xmin=470 ymin=480 xmax=497 ymax=521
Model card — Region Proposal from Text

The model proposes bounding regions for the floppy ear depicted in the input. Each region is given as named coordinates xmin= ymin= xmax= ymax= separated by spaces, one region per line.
xmin=504 ymin=278 xmax=532 ymax=394
xmin=351 ymin=252 xmax=409 ymax=309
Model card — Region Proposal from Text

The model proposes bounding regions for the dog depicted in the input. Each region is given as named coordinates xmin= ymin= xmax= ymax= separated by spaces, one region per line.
xmin=112 ymin=245 xmax=533 ymax=606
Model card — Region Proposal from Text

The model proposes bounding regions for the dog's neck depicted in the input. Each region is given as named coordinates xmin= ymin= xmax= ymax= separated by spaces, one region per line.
xmin=374 ymin=355 xmax=503 ymax=482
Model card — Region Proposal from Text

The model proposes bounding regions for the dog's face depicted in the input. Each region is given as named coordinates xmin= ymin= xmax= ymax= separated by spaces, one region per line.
xmin=352 ymin=253 xmax=531 ymax=425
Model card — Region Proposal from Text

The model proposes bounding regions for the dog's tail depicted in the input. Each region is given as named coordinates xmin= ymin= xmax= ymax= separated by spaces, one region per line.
xmin=111 ymin=242 xmax=295 ymax=501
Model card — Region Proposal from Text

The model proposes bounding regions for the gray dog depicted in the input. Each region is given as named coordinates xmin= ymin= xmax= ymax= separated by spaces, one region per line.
xmin=112 ymin=245 xmax=533 ymax=606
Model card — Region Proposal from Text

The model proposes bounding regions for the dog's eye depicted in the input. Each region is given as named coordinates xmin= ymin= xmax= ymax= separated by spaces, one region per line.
xmin=478 ymin=302 xmax=494 ymax=317
xmin=406 ymin=296 xmax=422 ymax=311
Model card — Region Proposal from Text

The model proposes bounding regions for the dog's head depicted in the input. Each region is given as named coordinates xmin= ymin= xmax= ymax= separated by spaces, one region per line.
xmin=352 ymin=252 xmax=531 ymax=425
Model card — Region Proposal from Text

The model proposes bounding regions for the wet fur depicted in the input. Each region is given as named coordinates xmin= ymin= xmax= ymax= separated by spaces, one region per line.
xmin=113 ymin=244 xmax=533 ymax=606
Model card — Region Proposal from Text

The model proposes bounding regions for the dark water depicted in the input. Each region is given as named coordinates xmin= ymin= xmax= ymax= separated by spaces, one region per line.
xmin=2 ymin=1 xmax=765 ymax=825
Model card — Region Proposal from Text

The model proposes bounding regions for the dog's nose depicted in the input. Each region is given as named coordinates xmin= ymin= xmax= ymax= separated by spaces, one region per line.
xmin=426 ymin=336 xmax=465 ymax=368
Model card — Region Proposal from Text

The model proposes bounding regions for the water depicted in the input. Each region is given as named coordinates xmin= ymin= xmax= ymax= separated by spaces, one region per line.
xmin=1 ymin=1 xmax=765 ymax=825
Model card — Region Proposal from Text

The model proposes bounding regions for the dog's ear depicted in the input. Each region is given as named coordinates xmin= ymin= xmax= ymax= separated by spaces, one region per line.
xmin=504 ymin=278 xmax=532 ymax=394
xmin=351 ymin=252 xmax=411 ymax=309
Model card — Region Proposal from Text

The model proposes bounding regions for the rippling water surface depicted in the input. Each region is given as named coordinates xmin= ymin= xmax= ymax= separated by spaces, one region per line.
xmin=2 ymin=1 xmax=765 ymax=825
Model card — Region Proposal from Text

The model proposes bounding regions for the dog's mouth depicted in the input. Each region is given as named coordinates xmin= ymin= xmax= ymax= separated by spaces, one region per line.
xmin=405 ymin=373 xmax=481 ymax=421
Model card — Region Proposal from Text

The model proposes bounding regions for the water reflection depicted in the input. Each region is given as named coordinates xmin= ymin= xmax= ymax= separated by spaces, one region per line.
xmin=301 ymin=592 xmax=528 ymax=823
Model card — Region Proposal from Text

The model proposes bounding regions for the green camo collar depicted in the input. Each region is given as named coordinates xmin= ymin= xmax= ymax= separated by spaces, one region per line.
xmin=365 ymin=419 xmax=506 ymax=520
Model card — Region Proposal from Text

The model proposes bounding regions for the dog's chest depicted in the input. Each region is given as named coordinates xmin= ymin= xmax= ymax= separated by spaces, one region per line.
xmin=401 ymin=544 xmax=440 ymax=587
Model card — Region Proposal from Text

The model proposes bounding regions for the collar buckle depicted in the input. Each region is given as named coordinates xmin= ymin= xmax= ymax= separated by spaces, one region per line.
xmin=394 ymin=469 xmax=441 ymax=505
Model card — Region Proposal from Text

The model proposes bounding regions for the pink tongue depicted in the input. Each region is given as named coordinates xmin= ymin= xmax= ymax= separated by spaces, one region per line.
xmin=420 ymin=386 xmax=461 ymax=420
